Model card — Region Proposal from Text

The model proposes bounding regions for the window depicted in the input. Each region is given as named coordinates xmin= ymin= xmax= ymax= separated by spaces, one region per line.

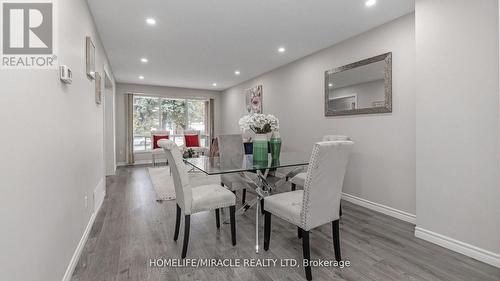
xmin=133 ymin=95 xmax=208 ymax=152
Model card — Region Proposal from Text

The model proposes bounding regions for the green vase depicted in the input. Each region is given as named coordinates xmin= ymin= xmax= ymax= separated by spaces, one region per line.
xmin=270 ymin=132 xmax=282 ymax=160
xmin=252 ymin=134 xmax=268 ymax=164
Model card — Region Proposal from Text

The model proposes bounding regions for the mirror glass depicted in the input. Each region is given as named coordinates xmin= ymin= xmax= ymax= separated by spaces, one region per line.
xmin=325 ymin=53 xmax=391 ymax=116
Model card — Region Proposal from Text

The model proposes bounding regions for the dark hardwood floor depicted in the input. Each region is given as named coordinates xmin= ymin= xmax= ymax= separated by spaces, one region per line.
xmin=71 ymin=166 xmax=500 ymax=281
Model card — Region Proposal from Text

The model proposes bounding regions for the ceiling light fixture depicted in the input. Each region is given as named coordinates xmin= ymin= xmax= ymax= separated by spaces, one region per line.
xmin=278 ymin=47 xmax=286 ymax=53
xmin=212 ymin=82 xmax=217 ymax=87
xmin=139 ymin=75 xmax=145 ymax=80
xmin=328 ymin=83 xmax=333 ymax=87
xmin=146 ymin=18 xmax=156 ymax=25
xmin=365 ymin=0 xmax=376 ymax=7
xmin=140 ymin=58 xmax=148 ymax=63
xmin=234 ymin=70 xmax=240 ymax=75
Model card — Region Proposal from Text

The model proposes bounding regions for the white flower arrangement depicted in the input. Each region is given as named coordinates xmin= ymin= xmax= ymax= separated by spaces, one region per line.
xmin=239 ymin=114 xmax=279 ymax=134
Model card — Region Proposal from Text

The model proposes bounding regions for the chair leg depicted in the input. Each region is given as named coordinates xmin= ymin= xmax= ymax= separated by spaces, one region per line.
xmin=264 ymin=211 xmax=271 ymax=250
xmin=301 ymin=229 xmax=312 ymax=281
xmin=339 ymin=202 xmax=343 ymax=217
xmin=174 ymin=204 xmax=181 ymax=241
xmin=242 ymin=189 xmax=247 ymax=205
xmin=332 ymin=220 xmax=341 ymax=261
xmin=291 ymin=183 xmax=296 ymax=191
xmin=215 ymin=209 xmax=220 ymax=229
xmin=298 ymin=227 xmax=302 ymax=239
xmin=181 ymin=215 xmax=190 ymax=258
xmin=230 ymin=206 xmax=236 ymax=246
xmin=260 ymin=199 xmax=264 ymax=215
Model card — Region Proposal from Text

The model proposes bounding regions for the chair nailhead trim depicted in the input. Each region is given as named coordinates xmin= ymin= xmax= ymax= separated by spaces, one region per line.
xmin=300 ymin=144 xmax=321 ymax=230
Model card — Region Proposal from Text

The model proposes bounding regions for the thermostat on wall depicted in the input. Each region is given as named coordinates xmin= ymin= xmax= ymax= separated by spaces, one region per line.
xmin=60 ymin=65 xmax=72 ymax=84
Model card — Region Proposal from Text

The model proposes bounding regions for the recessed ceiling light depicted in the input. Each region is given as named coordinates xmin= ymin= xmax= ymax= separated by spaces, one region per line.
xmin=328 ymin=83 xmax=333 ymax=87
xmin=139 ymin=75 xmax=145 ymax=80
xmin=365 ymin=0 xmax=376 ymax=7
xmin=234 ymin=70 xmax=240 ymax=75
xmin=278 ymin=47 xmax=286 ymax=53
xmin=212 ymin=82 xmax=217 ymax=87
xmin=140 ymin=58 xmax=148 ymax=63
xmin=146 ymin=18 xmax=156 ymax=25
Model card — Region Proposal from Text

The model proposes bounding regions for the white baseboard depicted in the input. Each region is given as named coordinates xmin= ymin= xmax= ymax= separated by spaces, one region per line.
xmin=117 ymin=160 xmax=170 ymax=167
xmin=341 ymin=192 xmax=416 ymax=224
xmin=105 ymin=166 xmax=116 ymax=176
xmin=117 ymin=160 xmax=155 ymax=166
xmin=134 ymin=159 xmax=154 ymax=165
xmin=415 ymin=227 xmax=500 ymax=268
xmin=93 ymin=178 xmax=106 ymax=213
xmin=61 ymin=211 xmax=97 ymax=281
xmin=62 ymin=179 xmax=105 ymax=281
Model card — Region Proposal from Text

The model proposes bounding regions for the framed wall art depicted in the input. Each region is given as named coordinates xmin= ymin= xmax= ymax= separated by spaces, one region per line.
xmin=245 ymin=85 xmax=263 ymax=114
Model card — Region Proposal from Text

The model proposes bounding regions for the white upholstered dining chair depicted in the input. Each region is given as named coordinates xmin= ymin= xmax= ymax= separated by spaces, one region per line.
xmin=263 ymin=140 xmax=353 ymax=281
xmin=289 ymin=135 xmax=351 ymax=218
xmin=158 ymin=139 xmax=237 ymax=258
xmin=218 ymin=134 xmax=254 ymax=204
xmin=289 ymin=135 xmax=351 ymax=190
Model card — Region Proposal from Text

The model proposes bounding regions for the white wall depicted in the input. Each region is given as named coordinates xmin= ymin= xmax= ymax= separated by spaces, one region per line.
xmin=0 ymin=0 xmax=115 ymax=280
xmin=415 ymin=0 xmax=500 ymax=265
xmin=220 ymin=14 xmax=416 ymax=216
xmin=115 ymin=83 xmax=221 ymax=164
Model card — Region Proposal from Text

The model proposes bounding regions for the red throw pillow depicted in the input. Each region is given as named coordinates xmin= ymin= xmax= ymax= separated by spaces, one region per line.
xmin=184 ymin=134 xmax=200 ymax=147
xmin=153 ymin=135 xmax=169 ymax=149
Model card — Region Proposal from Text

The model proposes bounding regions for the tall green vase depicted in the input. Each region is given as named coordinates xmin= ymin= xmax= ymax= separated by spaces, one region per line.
xmin=252 ymin=134 xmax=268 ymax=164
xmin=270 ymin=131 xmax=282 ymax=160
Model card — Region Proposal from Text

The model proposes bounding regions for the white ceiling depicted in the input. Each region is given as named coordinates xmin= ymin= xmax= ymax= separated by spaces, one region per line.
xmin=87 ymin=0 xmax=414 ymax=90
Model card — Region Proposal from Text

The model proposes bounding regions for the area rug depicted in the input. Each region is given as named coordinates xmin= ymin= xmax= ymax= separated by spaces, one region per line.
xmin=147 ymin=166 xmax=221 ymax=202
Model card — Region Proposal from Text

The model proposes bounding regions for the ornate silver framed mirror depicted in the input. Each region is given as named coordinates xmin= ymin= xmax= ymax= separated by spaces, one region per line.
xmin=325 ymin=52 xmax=392 ymax=116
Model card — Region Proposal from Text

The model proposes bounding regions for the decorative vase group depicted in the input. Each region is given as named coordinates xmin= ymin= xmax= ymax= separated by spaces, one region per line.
xmin=252 ymin=131 xmax=282 ymax=164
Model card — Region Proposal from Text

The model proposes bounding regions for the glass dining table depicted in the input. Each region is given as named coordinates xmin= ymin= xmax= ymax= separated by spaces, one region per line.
xmin=184 ymin=152 xmax=310 ymax=253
